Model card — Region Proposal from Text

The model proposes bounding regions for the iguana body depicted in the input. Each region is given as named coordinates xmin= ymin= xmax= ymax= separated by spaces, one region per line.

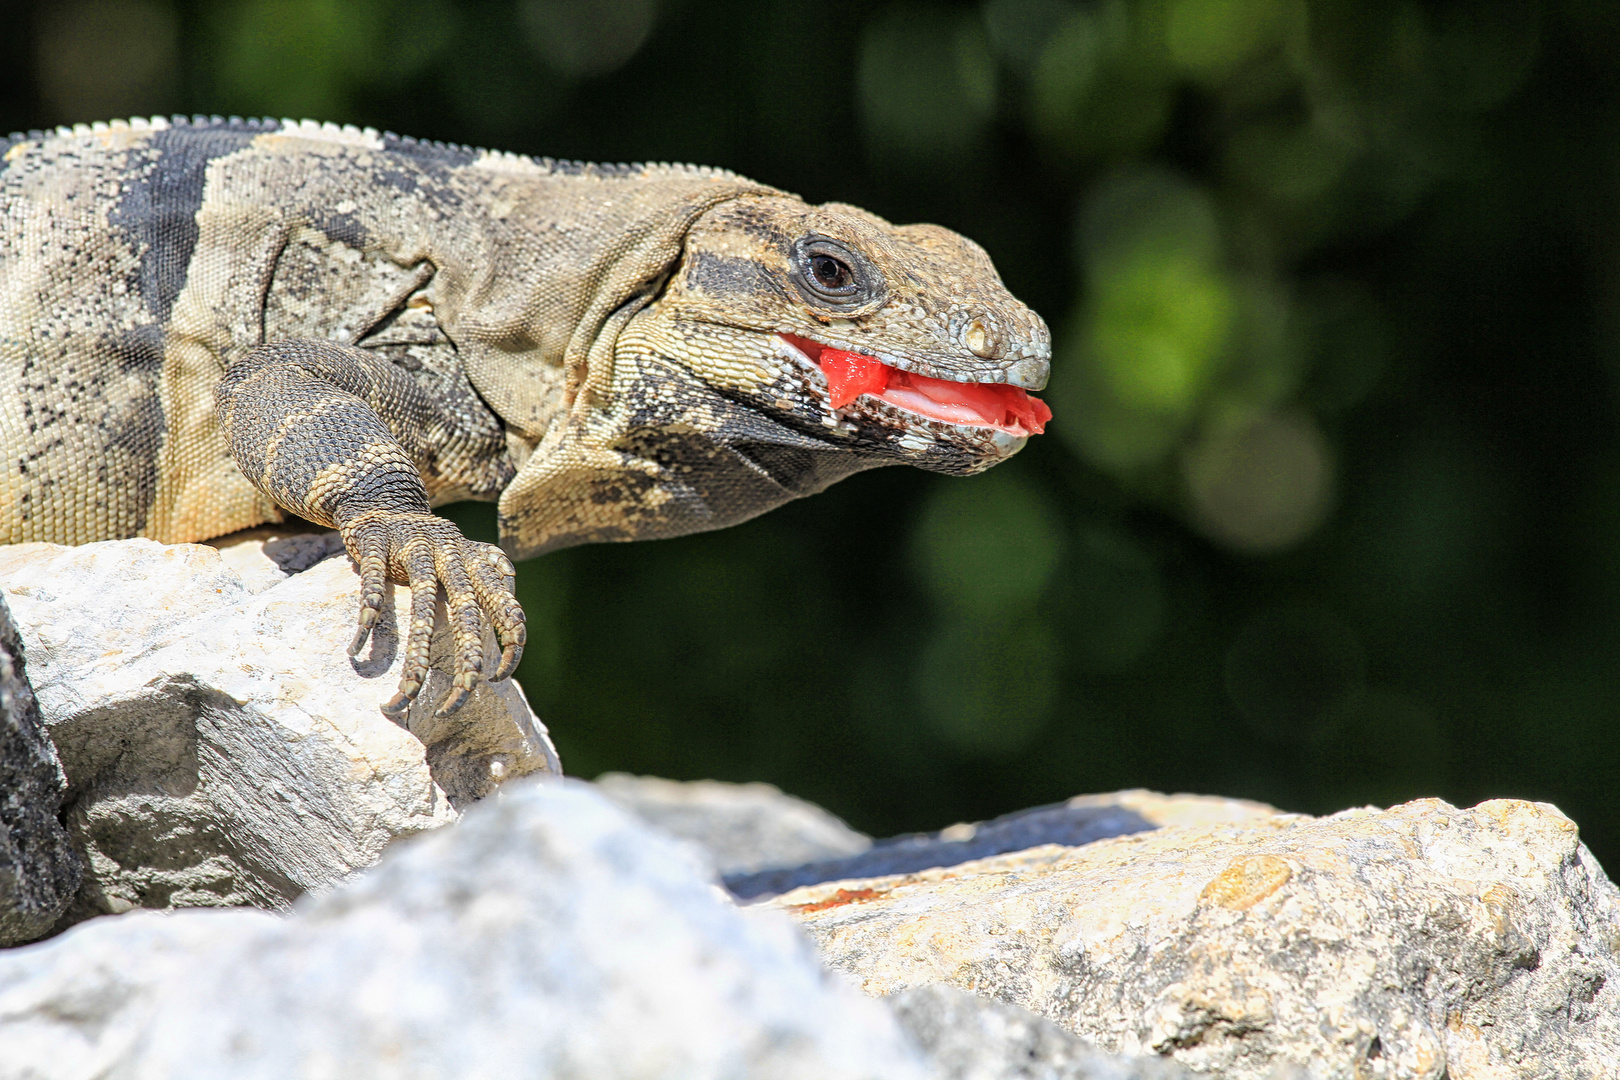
xmin=0 ymin=116 xmax=1050 ymax=715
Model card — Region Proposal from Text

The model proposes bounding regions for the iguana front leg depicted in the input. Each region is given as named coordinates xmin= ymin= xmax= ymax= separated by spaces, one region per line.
xmin=215 ymin=339 xmax=525 ymax=718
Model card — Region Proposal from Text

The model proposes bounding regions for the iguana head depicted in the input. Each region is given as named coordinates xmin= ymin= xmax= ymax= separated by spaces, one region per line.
xmin=620 ymin=194 xmax=1051 ymax=476
xmin=495 ymin=188 xmax=1052 ymax=557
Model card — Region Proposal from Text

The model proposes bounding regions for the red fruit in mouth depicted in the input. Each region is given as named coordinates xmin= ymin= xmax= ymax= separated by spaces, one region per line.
xmin=817 ymin=349 xmax=892 ymax=409
xmin=779 ymin=334 xmax=1051 ymax=436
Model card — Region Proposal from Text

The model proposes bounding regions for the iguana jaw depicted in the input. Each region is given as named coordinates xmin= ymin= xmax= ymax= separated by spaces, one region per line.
xmin=776 ymin=334 xmax=1051 ymax=438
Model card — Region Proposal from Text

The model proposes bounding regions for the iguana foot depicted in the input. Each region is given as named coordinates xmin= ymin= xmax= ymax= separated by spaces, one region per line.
xmin=339 ymin=509 xmax=526 ymax=719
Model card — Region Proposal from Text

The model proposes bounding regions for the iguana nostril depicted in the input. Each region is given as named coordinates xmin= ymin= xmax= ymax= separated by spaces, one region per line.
xmin=963 ymin=317 xmax=998 ymax=359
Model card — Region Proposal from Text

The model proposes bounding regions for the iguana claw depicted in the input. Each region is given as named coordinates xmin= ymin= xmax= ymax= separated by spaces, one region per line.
xmin=340 ymin=510 xmax=527 ymax=719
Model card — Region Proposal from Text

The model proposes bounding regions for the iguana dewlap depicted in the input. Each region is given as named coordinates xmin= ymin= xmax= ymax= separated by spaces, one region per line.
xmin=0 ymin=116 xmax=1051 ymax=717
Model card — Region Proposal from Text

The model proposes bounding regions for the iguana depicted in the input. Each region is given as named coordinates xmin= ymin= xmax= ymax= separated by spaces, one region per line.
xmin=0 ymin=116 xmax=1051 ymax=718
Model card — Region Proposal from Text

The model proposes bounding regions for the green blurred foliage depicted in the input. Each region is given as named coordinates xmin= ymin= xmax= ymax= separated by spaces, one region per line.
xmin=913 ymin=468 xmax=1063 ymax=616
xmin=859 ymin=6 xmax=997 ymax=162
xmin=911 ymin=470 xmax=1064 ymax=753
xmin=8 ymin=0 xmax=1620 ymax=869
xmin=208 ymin=0 xmax=460 ymax=120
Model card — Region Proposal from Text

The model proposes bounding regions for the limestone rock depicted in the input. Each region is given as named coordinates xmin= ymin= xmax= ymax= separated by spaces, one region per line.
xmin=728 ymin=790 xmax=1280 ymax=901
xmin=773 ymin=798 xmax=1620 ymax=1079
xmin=888 ymin=984 xmax=1199 ymax=1080
xmin=595 ymin=772 xmax=872 ymax=875
xmin=0 ymin=532 xmax=560 ymax=927
xmin=0 ymin=779 xmax=931 ymax=1080
xmin=1060 ymin=789 xmax=1284 ymax=831
xmin=0 ymin=909 xmax=276 ymax=1078
xmin=211 ymin=526 xmax=347 ymax=592
xmin=0 ymin=595 xmax=81 ymax=945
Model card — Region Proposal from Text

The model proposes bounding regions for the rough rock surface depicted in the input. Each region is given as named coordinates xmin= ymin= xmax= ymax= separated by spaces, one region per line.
xmin=0 ymin=532 xmax=560 ymax=927
xmin=0 ymin=595 xmax=81 ymax=945
xmin=889 ymin=984 xmax=1199 ymax=1080
xmin=0 ymin=779 xmax=932 ymax=1080
xmin=729 ymin=790 xmax=1281 ymax=901
xmin=595 ymin=772 xmax=872 ymax=875
xmin=774 ymin=798 xmax=1620 ymax=1080
xmin=0 ymin=908 xmax=275 ymax=1078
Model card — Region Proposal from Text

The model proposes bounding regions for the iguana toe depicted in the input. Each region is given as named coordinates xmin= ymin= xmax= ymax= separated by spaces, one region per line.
xmin=339 ymin=510 xmax=527 ymax=719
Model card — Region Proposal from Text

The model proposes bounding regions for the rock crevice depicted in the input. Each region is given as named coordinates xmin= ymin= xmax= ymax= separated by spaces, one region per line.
xmin=0 ymin=594 xmax=81 ymax=945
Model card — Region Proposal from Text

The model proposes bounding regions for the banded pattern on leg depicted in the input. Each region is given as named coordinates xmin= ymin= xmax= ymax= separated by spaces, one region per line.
xmin=216 ymin=339 xmax=525 ymax=716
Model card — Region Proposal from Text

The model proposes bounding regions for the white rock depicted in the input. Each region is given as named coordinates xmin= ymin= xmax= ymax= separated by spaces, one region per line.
xmin=727 ymin=789 xmax=1284 ymax=901
xmin=595 ymin=772 xmax=872 ymax=875
xmin=773 ymin=797 xmax=1620 ymax=1079
xmin=0 ymin=534 xmax=560 ymax=924
xmin=0 ymin=779 xmax=931 ymax=1080
xmin=1058 ymin=789 xmax=1283 ymax=830
xmin=887 ymin=984 xmax=1197 ymax=1080
xmin=0 ymin=909 xmax=278 ymax=1079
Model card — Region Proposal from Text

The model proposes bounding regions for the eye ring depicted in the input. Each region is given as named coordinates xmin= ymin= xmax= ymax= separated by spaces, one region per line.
xmin=789 ymin=234 xmax=887 ymax=313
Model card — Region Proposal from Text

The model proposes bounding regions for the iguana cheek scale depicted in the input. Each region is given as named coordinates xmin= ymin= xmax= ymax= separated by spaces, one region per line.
xmin=779 ymin=334 xmax=1051 ymax=436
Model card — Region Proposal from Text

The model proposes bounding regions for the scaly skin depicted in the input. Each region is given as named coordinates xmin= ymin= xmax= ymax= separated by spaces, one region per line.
xmin=0 ymin=116 xmax=1050 ymax=717
xmin=215 ymin=340 xmax=525 ymax=717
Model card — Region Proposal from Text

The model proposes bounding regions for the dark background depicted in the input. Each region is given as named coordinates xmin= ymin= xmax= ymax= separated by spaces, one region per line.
xmin=7 ymin=0 xmax=1620 ymax=869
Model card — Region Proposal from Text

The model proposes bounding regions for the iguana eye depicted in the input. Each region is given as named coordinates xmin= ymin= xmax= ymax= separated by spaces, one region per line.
xmin=811 ymin=254 xmax=852 ymax=291
xmin=790 ymin=235 xmax=885 ymax=312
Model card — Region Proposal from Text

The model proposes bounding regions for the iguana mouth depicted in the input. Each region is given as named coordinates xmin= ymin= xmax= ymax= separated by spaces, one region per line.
xmin=777 ymin=334 xmax=1051 ymax=437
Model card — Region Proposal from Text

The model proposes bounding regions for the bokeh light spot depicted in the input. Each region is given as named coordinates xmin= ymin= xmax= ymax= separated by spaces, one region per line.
xmin=1029 ymin=8 xmax=1102 ymax=134
xmin=1183 ymin=410 xmax=1333 ymax=552
xmin=1078 ymin=166 xmax=1223 ymax=269
xmin=1165 ymin=0 xmax=1292 ymax=80
xmin=519 ymin=0 xmax=659 ymax=80
xmin=912 ymin=467 xmax=1063 ymax=617
xmin=1051 ymin=381 xmax=1188 ymax=475
xmin=1056 ymin=169 xmax=1239 ymax=475
xmin=214 ymin=0 xmax=372 ymax=120
xmin=1090 ymin=253 xmax=1235 ymax=412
